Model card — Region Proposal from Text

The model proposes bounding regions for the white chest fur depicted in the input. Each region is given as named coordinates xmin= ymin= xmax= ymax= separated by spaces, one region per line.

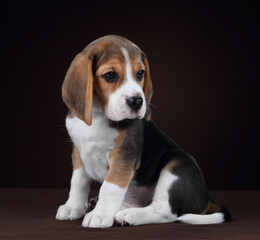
xmin=66 ymin=113 xmax=119 ymax=182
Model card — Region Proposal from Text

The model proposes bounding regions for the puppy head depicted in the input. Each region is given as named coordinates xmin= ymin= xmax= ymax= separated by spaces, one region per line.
xmin=62 ymin=35 xmax=153 ymax=125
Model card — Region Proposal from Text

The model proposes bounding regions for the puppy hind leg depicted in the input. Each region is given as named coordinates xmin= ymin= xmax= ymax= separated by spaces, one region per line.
xmin=115 ymin=169 xmax=178 ymax=226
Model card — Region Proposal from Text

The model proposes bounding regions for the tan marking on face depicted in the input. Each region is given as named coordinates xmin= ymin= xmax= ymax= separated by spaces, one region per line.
xmin=94 ymin=57 xmax=125 ymax=108
xmin=72 ymin=145 xmax=82 ymax=170
xmin=131 ymin=57 xmax=145 ymax=88
xmin=93 ymin=54 xmax=126 ymax=109
xmin=106 ymin=130 xmax=134 ymax=188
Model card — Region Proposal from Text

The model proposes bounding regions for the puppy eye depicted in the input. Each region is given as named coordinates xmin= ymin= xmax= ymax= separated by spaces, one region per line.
xmin=102 ymin=71 xmax=118 ymax=83
xmin=136 ymin=70 xmax=145 ymax=81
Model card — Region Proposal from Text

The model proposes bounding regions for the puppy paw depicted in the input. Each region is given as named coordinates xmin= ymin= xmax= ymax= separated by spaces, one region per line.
xmin=114 ymin=208 xmax=142 ymax=226
xmin=82 ymin=210 xmax=114 ymax=228
xmin=56 ymin=203 xmax=86 ymax=220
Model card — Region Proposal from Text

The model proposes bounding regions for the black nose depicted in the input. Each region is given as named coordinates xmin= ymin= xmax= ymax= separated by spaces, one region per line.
xmin=126 ymin=97 xmax=143 ymax=111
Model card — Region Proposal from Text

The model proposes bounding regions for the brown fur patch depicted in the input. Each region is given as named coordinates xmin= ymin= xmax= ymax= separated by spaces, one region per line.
xmin=131 ymin=57 xmax=145 ymax=88
xmin=72 ymin=145 xmax=82 ymax=170
xmin=163 ymin=160 xmax=179 ymax=171
xmin=94 ymin=57 xmax=126 ymax=110
xmin=62 ymin=53 xmax=93 ymax=125
xmin=106 ymin=130 xmax=134 ymax=188
xmin=141 ymin=53 xmax=153 ymax=120
xmin=205 ymin=202 xmax=222 ymax=214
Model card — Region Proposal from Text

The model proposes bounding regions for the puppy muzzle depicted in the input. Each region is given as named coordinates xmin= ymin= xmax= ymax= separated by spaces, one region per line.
xmin=126 ymin=96 xmax=143 ymax=112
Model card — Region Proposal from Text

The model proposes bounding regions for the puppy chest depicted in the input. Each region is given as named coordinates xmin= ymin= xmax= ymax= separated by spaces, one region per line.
xmin=81 ymin=141 xmax=112 ymax=182
xmin=66 ymin=115 xmax=119 ymax=182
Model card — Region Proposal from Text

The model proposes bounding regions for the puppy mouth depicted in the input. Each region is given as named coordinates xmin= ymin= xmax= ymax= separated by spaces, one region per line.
xmin=105 ymin=102 xmax=146 ymax=123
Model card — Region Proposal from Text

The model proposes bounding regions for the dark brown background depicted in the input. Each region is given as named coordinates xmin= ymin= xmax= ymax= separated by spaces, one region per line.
xmin=0 ymin=1 xmax=258 ymax=189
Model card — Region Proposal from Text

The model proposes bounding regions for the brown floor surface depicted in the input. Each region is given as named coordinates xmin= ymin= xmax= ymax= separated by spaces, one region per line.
xmin=0 ymin=189 xmax=259 ymax=240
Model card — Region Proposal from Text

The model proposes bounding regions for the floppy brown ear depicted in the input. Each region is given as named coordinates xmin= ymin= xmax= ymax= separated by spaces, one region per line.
xmin=142 ymin=53 xmax=153 ymax=121
xmin=62 ymin=53 xmax=93 ymax=125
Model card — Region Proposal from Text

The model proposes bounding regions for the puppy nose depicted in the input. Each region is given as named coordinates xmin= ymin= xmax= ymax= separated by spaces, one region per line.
xmin=126 ymin=96 xmax=143 ymax=111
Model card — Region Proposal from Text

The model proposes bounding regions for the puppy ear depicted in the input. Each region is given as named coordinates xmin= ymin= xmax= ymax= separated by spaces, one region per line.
xmin=62 ymin=53 xmax=93 ymax=125
xmin=142 ymin=52 xmax=153 ymax=121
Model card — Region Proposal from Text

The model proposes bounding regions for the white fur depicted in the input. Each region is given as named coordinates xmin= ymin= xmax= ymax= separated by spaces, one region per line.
xmin=56 ymin=166 xmax=90 ymax=220
xmin=115 ymin=170 xmax=178 ymax=226
xmin=105 ymin=48 xmax=146 ymax=121
xmin=66 ymin=101 xmax=119 ymax=182
xmin=177 ymin=213 xmax=224 ymax=225
xmin=82 ymin=181 xmax=127 ymax=228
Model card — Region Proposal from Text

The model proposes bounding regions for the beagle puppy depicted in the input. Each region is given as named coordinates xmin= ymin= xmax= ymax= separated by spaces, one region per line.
xmin=56 ymin=35 xmax=231 ymax=228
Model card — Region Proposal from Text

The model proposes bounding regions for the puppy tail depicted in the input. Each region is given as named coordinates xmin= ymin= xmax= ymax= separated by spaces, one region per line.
xmin=176 ymin=201 xmax=231 ymax=225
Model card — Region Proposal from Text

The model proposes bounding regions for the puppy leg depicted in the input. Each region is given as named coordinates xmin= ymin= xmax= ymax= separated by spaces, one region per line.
xmin=115 ymin=169 xmax=178 ymax=226
xmin=82 ymin=130 xmax=134 ymax=228
xmin=56 ymin=146 xmax=90 ymax=220
xmin=82 ymin=180 xmax=130 ymax=228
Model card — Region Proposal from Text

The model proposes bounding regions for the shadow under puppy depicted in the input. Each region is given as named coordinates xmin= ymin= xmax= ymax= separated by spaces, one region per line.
xmin=56 ymin=35 xmax=231 ymax=228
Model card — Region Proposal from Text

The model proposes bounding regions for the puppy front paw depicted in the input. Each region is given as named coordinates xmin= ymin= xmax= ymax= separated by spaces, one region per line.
xmin=82 ymin=210 xmax=114 ymax=228
xmin=56 ymin=203 xmax=87 ymax=220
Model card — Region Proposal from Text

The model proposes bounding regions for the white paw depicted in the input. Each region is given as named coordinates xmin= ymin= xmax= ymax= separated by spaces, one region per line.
xmin=114 ymin=208 xmax=142 ymax=226
xmin=56 ymin=203 xmax=86 ymax=220
xmin=82 ymin=210 xmax=114 ymax=228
